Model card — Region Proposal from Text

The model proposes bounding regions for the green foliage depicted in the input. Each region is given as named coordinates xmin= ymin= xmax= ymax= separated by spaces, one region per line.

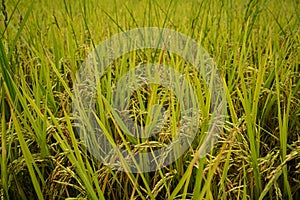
xmin=0 ymin=0 xmax=299 ymax=199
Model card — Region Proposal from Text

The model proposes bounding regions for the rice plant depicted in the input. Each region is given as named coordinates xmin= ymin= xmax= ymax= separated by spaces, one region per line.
xmin=0 ymin=0 xmax=299 ymax=199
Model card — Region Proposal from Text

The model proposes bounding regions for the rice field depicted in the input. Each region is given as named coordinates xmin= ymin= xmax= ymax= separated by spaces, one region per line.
xmin=0 ymin=0 xmax=300 ymax=199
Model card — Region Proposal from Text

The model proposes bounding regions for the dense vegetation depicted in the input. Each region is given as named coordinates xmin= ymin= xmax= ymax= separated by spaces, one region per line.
xmin=0 ymin=0 xmax=299 ymax=199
